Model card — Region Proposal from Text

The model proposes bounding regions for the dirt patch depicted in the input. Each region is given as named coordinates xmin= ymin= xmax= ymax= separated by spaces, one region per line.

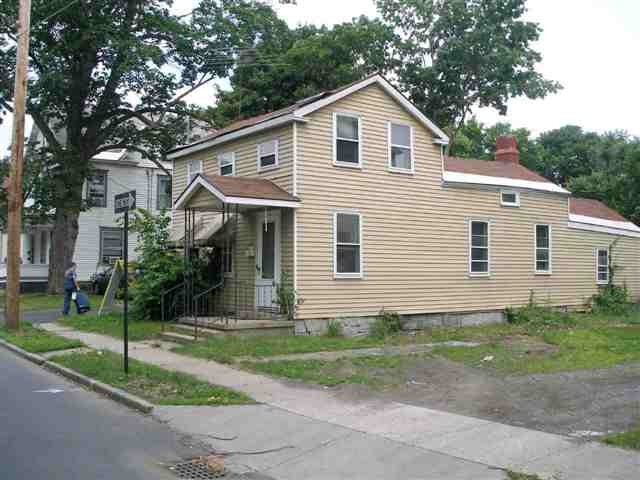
xmin=334 ymin=355 xmax=640 ymax=437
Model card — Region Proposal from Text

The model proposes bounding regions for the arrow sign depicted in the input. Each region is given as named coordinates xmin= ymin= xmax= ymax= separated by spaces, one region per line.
xmin=114 ymin=190 xmax=136 ymax=214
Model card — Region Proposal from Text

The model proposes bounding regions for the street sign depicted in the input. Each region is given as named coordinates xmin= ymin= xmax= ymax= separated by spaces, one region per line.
xmin=114 ymin=190 xmax=135 ymax=374
xmin=114 ymin=190 xmax=136 ymax=214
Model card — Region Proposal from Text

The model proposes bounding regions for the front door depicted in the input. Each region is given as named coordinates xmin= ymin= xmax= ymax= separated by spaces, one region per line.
xmin=255 ymin=211 xmax=280 ymax=309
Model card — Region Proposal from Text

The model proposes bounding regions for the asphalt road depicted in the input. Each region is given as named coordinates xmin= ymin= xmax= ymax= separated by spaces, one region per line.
xmin=0 ymin=347 xmax=209 ymax=480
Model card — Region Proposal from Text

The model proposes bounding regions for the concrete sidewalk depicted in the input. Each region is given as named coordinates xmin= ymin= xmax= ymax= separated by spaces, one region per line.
xmin=42 ymin=323 xmax=639 ymax=480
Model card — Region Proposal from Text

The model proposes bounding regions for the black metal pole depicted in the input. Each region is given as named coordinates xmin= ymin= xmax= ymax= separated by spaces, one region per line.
xmin=123 ymin=207 xmax=129 ymax=374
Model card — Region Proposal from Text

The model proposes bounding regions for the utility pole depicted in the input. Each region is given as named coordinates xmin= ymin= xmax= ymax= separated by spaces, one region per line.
xmin=6 ymin=0 xmax=32 ymax=330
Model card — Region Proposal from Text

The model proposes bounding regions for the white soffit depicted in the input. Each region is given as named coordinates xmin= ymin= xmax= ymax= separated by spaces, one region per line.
xmin=443 ymin=171 xmax=570 ymax=195
xmin=568 ymin=213 xmax=640 ymax=237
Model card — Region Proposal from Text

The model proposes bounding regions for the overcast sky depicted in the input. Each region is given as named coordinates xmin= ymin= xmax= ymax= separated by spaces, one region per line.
xmin=1 ymin=0 xmax=638 ymax=154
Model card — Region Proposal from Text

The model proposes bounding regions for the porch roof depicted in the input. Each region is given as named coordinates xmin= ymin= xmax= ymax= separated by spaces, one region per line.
xmin=174 ymin=174 xmax=301 ymax=211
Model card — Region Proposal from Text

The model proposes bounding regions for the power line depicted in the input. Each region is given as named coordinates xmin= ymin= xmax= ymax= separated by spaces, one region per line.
xmin=16 ymin=0 xmax=80 ymax=36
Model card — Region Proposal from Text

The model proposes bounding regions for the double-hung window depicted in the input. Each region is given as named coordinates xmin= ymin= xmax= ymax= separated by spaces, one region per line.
xmin=535 ymin=224 xmax=551 ymax=273
xmin=87 ymin=170 xmax=108 ymax=208
xmin=218 ymin=152 xmax=235 ymax=176
xmin=157 ymin=175 xmax=172 ymax=210
xmin=388 ymin=122 xmax=413 ymax=172
xmin=187 ymin=159 xmax=202 ymax=183
xmin=333 ymin=113 xmax=361 ymax=167
xmin=257 ymin=140 xmax=278 ymax=170
xmin=596 ymin=248 xmax=609 ymax=284
xmin=469 ymin=220 xmax=490 ymax=275
xmin=334 ymin=212 xmax=362 ymax=277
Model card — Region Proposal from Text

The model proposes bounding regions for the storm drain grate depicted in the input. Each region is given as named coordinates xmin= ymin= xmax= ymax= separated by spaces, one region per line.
xmin=167 ymin=458 xmax=226 ymax=479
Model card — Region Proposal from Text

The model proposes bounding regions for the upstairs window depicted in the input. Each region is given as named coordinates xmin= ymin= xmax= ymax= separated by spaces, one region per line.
xmin=218 ymin=152 xmax=235 ymax=176
xmin=157 ymin=175 xmax=172 ymax=210
xmin=596 ymin=248 xmax=609 ymax=284
xmin=187 ymin=159 xmax=202 ymax=183
xmin=334 ymin=212 xmax=362 ymax=277
xmin=535 ymin=224 xmax=551 ymax=273
xmin=388 ymin=122 xmax=413 ymax=172
xmin=87 ymin=170 xmax=108 ymax=208
xmin=257 ymin=139 xmax=278 ymax=170
xmin=333 ymin=113 xmax=361 ymax=166
xmin=501 ymin=190 xmax=520 ymax=207
xmin=469 ymin=220 xmax=490 ymax=275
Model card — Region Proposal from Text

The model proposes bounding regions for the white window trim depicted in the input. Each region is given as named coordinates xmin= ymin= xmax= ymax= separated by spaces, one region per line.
xmin=596 ymin=247 xmax=609 ymax=285
xmin=468 ymin=219 xmax=491 ymax=277
xmin=534 ymin=224 xmax=552 ymax=275
xmin=218 ymin=151 xmax=236 ymax=176
xmin=187 ymin=159 xmax=203 ymax=183
xmin=257 ymin=139 xmax=279 ymax=172
xmin=387 ymin=121 xmax=414 ymax=173
xmin=500 ymin=189 xmax=520 ymax=207
xmin=332 ymin=112 xmax=362 ymax=169
xmin=333 ymin=210 xmax=363 ymax=279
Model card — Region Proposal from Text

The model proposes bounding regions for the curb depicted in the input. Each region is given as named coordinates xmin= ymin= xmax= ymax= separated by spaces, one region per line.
xmin=0 ymin=339 xmax=154 ymax=414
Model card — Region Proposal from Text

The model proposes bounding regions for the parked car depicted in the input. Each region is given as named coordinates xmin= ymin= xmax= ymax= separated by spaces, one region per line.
xmin=89 ymin=266 xmax=114 ymax=295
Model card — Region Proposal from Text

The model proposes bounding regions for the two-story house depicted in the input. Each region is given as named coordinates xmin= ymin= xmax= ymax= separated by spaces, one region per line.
xmin=0 ymin=145 xmax=173 ymax=289
xmin=168 ymin=74 xmax=640 ymax=335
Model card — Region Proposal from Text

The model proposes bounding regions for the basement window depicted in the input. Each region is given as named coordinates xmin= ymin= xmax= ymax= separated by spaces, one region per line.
xmin=500 ymin=190 xmax=520 ymax=207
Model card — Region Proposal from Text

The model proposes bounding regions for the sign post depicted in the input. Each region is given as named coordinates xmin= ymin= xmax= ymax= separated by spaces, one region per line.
xmin=115 ymin=190 xmax=136 ymax=374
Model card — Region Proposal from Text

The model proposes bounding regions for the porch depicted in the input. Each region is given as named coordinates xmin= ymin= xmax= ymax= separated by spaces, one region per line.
xmin=162 ymin=174 xmax=300 ymax=337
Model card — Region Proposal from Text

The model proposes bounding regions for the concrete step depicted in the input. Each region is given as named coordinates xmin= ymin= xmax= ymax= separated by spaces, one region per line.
xmin=158 ymin=331 xmax=204 ymax=344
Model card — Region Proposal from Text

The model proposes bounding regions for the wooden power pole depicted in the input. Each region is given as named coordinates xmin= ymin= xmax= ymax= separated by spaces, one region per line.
xmin=6 ymin=0 xmax=32 ymax=330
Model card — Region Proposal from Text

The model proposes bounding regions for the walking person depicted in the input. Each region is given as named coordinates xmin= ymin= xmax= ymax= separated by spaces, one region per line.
xmin=62 ymin=263 xmax=80 ymax=316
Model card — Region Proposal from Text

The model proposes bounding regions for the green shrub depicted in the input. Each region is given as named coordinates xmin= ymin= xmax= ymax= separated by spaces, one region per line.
xmin=369 ymin=308 xmax=402 ymax=339
xmin=591 ymin=284 xmax=630 ymax=315
xmin=276 ymin=272 xmax=300 ymax=321
xmin=505 ymin=292 xmax=575 ymax=328
xmin=129 ymin=209 xmax=184 ymax=320
xmin=326 ymin=320 xmax=342 ymax=337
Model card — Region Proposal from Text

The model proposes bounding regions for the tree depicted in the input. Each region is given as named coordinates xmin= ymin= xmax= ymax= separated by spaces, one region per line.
xmin=0 ymin=0 xmax=285 ymax=292
xmin=376 ymin=0 xmax=561 ymax=145
xmin=208 ymin=16 xmax=395 ymax=126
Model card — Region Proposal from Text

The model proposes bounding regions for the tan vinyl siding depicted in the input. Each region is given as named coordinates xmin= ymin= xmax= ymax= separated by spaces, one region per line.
xmin=295 ymin=84 xmax=640 ymax=319
xmin=171 ymin=124 xmax=294 ymax=241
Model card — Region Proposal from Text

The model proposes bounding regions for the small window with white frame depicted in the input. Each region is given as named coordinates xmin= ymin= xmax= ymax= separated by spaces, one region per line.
xmin=257 ymin=139 xmax=278 ymax=170
xmin=187 ymin=159 xmax=202 ymax=183
xmin=596 ymin=248 xmax=609 ymax=284
xmin=535 ymin=224 xmax=551 ymax=274
xmin=333 ymin=113 xmax=361 ymax=166
xmin=334 ymin=212 xmax=362 ymax=277
xmin=469 ymin=220 xmax=490 ymax=275
xmin=388 ymin=122 xmax=413 ymax=172
xmin=500 ymin=190 xmax=520 ymax=207
xmin=218 ymin=152 xmax=235 ymax=176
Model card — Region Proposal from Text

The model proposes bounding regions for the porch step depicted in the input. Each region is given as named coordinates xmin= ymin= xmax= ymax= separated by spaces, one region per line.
xmin=178 ymin=316 xmax=294 ymax=337
xmin=158 ymin=331 xmax=205 ymax=344
xmin=171 ymin=323 xmax=222 ymax=338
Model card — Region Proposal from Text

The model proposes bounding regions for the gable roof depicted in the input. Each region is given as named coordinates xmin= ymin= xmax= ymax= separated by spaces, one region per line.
xmin=443 ymin=156 xmax=570 ymax=195
xmin=167 ymin=74 xmax=449 ymax=160
xmin=568 ymin=197 xmax=640 ymax=236
xmin=174 ymin=174 xmax=300 ymax=211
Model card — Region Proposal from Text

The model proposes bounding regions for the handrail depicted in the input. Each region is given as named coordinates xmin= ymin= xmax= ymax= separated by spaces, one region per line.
xmin=192 ymin=280 xmax=224 ymax=340
xmin=160 ymin=281 xmax=186 ymax=332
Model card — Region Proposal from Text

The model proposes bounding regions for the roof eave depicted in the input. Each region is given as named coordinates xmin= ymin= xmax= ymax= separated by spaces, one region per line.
xmin=442 ymin=171 xmax=570 ymax=195
xmin=167 ymin=115 xmax=308 ymax=160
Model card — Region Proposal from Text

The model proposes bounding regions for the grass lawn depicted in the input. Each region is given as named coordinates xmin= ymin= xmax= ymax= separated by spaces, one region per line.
xmin=0 ymin=291 xmax=103 ymax=312
xmin=60 ymin=313 xmax=162 ymax=341
xmin=433 ymin=324 xmax=640 ymax=375
xmin=175 ymin=334 xmax=386 ymax=364
xmin=602 ymin=426 xmax=640 ymax=450
xmin=243 ymin=355 xmax=421 ymax=387
xmin=51 ymin=350 xmax=253 ymax=406
xmin=0 ymin=322 xmax=83 ymax=353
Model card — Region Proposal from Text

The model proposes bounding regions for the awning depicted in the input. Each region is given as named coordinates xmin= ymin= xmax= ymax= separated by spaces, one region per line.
xmin=174 ymin=174 xmax=301 ymax=211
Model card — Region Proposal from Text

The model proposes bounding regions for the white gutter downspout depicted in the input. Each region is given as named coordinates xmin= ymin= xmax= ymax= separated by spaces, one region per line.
xmin=292 ymin=122 xmax=299 ymax=316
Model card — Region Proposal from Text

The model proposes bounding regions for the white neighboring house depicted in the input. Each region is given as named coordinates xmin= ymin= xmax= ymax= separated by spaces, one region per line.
xmin=0 ymin=147 xmax=172 ymax=288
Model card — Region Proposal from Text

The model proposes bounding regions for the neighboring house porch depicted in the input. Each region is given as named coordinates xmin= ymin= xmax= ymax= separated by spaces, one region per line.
xmin=167 ymin=174 xmax=300 ymax=332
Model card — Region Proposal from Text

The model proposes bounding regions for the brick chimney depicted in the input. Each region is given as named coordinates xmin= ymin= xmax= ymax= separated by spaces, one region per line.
xmin=495 ymin=136 xmax=519 ymax=163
